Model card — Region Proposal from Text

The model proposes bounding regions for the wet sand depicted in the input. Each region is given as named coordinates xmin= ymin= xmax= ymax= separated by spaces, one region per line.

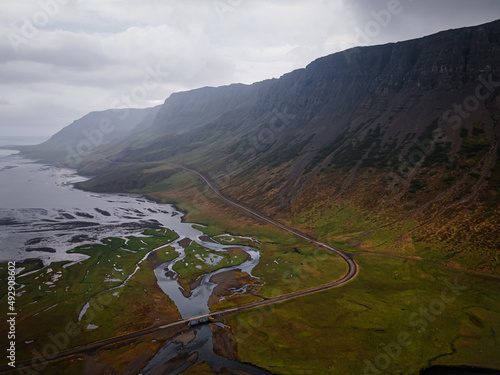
xmin=211 ymin=324 xmax=239 ymax=361
xmin=208 ymin=270 xmax=261 ymax=307
xmin=178 ymin=238 xmax=192 ymax=249
xmin=174 ymin=330 xmax=196 ymax=346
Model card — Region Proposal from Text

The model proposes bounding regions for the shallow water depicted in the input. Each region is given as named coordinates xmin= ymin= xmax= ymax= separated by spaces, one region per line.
xmin=155 ymin=243 xmax=260 ymax=319
xmin=140 ymin=324 xmax=272 ymax=375
xmin=141 ymin=226 xmax=271 ymax=373
xmin=76 ymin=229 xmax=268 ymax=373
xmin=0 ymin=153 xmax=206 ymax=265
xmin=0 ymin=151 xmax=270 ymax=374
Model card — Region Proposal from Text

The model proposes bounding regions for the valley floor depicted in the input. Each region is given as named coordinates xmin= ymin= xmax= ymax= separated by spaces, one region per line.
xmin=1 ymin=167 xmax=499 ymax=375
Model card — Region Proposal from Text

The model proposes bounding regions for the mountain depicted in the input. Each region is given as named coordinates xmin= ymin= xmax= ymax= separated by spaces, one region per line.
xmin=21 ymin=20 xmax=500 ymax=274
xmin=17 ymin=106 xmax=161 ymax=169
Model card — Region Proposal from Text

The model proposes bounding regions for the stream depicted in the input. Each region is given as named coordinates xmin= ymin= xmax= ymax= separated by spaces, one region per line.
xmin=139 ymin=232 xmax=272 ymax=374
xmin=0 ymin=149 xmax=272 ymax=374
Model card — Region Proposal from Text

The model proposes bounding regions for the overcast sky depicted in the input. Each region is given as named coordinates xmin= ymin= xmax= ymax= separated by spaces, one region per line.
xmin=1 ymin=0 xmax=499 ymax=137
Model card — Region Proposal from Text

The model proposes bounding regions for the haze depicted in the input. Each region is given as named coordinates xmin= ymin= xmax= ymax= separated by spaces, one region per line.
xmin=0 ymin=0 xmax=499 ymax=137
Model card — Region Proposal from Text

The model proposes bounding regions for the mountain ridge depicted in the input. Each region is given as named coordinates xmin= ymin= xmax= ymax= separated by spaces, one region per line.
xmin=19 ymin=19 xmax=500 ymax=275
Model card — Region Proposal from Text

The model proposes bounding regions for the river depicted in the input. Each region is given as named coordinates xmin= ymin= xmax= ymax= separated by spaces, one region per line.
xmin=0 ymin=151 xmax=207 ymax=266
xmin=0 ymin=139 xmax=271 ymax=374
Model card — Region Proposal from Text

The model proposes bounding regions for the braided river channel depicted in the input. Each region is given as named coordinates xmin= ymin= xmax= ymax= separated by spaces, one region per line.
xmin=0 ymin=148 xmax=271 ymax=374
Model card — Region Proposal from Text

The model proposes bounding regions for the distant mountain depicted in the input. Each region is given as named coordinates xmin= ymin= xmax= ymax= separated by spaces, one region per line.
xmin=21 ymin=20 xmax=500 ymax=274
xmin=17 ymin=106 xmax=161 ymax=169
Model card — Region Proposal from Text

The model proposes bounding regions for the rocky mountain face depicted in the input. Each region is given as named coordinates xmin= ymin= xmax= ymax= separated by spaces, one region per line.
xmin=21 ymin=20 xmax=500 ymax=273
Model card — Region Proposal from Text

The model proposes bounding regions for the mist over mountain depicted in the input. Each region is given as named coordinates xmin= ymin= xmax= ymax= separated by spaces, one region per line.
xmin=20 ymin=20 xmax=500 ymax=274
xmin=17 ymin=106 xmax=161 ymax=168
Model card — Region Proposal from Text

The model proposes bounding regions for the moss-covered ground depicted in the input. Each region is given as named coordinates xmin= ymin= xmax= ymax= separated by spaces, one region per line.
xmin=4 ymin=166 xmax=498 ymax=374
xmin=0 ymin=229 xmax=180 ymax=364
xmin=227 ymin=255 xmax=500 ymax=374
xmin=289 ymin=199 xmax=500 ymax=276
xmin=142 ymin=169 xmax=500 ymax=374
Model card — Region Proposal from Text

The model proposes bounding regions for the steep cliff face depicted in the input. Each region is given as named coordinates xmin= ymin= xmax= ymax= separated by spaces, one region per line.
xmin=26 ymin=21 xmax=500 ymax=179
xmin=180 ymin=20 xmax=500 ymax=214
xmin=150 ymin=83 xmax=268 ymax=133
xmin=22 ymin=20 xmax=500 ymax=272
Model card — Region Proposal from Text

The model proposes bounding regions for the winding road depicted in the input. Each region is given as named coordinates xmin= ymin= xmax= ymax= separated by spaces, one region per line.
xmin=4 ymin=165 xmax=498 ymax=372
xmin=172 ymin=163 xmax=358 ymax=275
xmin=1 ymin=166 xmax=359 ymax=372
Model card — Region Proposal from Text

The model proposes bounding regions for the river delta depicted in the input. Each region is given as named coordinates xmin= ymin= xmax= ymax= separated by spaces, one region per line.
xmin=0 ymin=151 xmax=274 ymax=374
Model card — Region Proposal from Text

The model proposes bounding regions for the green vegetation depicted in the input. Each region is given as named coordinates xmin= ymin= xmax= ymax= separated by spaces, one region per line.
xmin=144 ymin=227 xmax=179 ymax=240
xmin=211 ymin=294 xmax=262 ymax=312
xmin=303 ymin=124 xmax=374 ymax=174
xmin=184 ymin=214 xmax=349 ymax=299
xmin=144 ymin=170 xmax=349 ymax=298
xmin=257 ymin=135 xmax=312 ymax=169
xmin=191 ymin=224 xmax=221 ymax=237
xmin=293 ymin=201 xmax=374 ymax=247
xmin=15 ymin=259 xmax=44 ymax=277
xmin=331 ymin=125 xmax=384 ymax=171
xmin=292 ymin=199 xmax=500 ymax=275
xmin=67 ymin=164 xmax=500 ymax=373
xmin=421 ymin=140 xmax=452 ymax=167
xmin=157 ymin=245 xmax=179 ymax=262
xmin=173 ymin=242 xmax=248 ymax=292
xmin=77 ymin=164 xmax=176 ymax=193
xmin=251 ymin=237 xmax=348 ymax=298
xmin=191 ymin=220 xmax=350 ymax=300
xmin=137 ymin=170 xmax=197 ymax=195
xmin=228 ymin=255 xmax=500 ymax=374
xmin=0 ymin=230 xmax=180 ymax=363
xmin=96 ymin=335 xmax=167 ymax=374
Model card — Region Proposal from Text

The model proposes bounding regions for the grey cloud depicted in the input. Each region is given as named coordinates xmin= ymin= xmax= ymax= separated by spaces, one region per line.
xmin=1 ymin=1 xmax=499 ymax=137
xmin=343 ymin=0 xmax=500 ymax=45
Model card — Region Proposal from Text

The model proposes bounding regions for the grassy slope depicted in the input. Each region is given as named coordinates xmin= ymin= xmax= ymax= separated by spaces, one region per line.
xmin=285 ymin=170 xmax=500 ymax=276
xmin=214 ymin=120 xmax=499 ymax=277
xmin=142 ymin=169 xmax=500 ymax=374
xmin=228 ymin=255 xmax=500 ymax=374
xmin=5 ymin=163 xmax=497 ymax=374
xmin=96 ymin=334 xmax=167 ymax=374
